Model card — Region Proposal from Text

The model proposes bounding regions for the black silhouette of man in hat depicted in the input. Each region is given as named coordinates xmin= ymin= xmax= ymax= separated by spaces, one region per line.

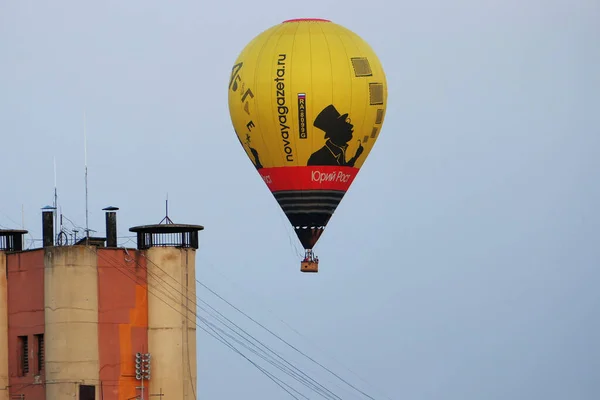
xmin=307 ymin=104 xmax=364 ymax=167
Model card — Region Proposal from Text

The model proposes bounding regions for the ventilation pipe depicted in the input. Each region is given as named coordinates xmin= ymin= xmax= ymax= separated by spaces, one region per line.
xmin=103 ymin=206 xmax=119 ymax=248
xmin=42 ymin=205 xmax=56 ymax=247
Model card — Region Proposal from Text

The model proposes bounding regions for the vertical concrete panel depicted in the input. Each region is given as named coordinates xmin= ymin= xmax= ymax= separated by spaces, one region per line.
xmin=97 ymin=248 xmax=148 ymax=400
xmin=44 ymin=246 xmax=100 ymax=399
xmin=6 ymin=251 xmax=45 ymax=399
xmin=183 ymin=249 xmax=197 ymax=399
xmin=0 ymin=252 xmax=7 ymax=400
xmin=146 ymin=247 xmax=197 ymax=399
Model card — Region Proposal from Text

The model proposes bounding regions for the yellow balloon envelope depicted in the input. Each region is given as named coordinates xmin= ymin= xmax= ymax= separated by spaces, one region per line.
xmin=228 ymin=18 xmax=387 ymax=259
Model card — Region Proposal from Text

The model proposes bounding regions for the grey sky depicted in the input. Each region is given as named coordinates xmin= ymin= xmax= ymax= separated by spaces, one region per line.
xmin=1 ymin=0 xmax=599 ymax=398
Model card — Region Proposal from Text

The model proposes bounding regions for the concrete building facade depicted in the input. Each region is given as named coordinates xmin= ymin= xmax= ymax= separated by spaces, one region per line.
xmin=0 ymin=208 xmax=203 ymax=400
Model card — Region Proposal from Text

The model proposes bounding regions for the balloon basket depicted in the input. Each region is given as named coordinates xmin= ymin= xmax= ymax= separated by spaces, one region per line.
xmin=300 ymin=260 xmax=319 ymax=273
xmin=300 ymin=249 xmax=319 ymax=273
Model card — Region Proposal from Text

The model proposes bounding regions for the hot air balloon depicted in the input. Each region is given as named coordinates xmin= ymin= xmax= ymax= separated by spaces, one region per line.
xmin=227 ymin=18 xmax=387 ymax=273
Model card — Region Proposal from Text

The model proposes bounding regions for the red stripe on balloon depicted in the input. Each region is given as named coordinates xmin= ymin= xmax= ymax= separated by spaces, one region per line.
xmin=258 ymin=166 xmax=358 ymax=192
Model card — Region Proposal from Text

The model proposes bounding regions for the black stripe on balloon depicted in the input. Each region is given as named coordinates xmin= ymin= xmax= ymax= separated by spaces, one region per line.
xmin=272 ymin=190 xmax=346 ymax=249
xmin=273 ymin=190 xmax=345 ymax=219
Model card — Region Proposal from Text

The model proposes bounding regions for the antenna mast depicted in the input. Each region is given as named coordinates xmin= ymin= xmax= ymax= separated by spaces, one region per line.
xmin=84 ymin=111 xmax=89 ymax=240
xmin=54 ymin=156 xmax=58 ymax=238
xmin=159 ymin=193 xmax=173 ymax=225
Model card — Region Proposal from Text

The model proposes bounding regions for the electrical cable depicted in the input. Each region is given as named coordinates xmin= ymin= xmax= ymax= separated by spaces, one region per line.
xmin=203 ymin=262 xmax=394 ymax=400
xmin=96 ymin=250 xmax=305 ymax=399
xmin=195 ymin=272 xmax=380 ymax=400
xmin=135 ymin=252 xmax=343 ymax=400
xmin=95 ymin=250 xmax=333 ymax=399
xmin=136 ymin=253 xmax=341 ymax=400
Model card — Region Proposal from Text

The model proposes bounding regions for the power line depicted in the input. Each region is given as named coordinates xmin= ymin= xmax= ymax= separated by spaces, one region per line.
xmin=195 ymin=273 xmax=380 ymax=400
xmin=204 ymin=262 xmax=394 ymax=400
xmin=140 ymin=252 xmax=386 ymax=399
xmin=134 ymin=253 xmax=343 ymax=400
xmin=95 ymin=250 xmax=338 ymax=399
xmin=96 ymin=250 xmax=295 ymax=397
xmin=139 ymin=252 xmax=343 ymax=399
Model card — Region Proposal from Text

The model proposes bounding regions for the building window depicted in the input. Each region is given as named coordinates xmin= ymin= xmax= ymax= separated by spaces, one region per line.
xmin=80 ymin=384 xmax=96 ymax=400
xmin=18 ymin=335 xmax=29 ymax=375
xmin=35 ymin=333 xmax=44 ymax=373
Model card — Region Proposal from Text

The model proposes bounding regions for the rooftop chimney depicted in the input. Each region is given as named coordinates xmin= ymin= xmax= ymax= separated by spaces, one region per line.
xmin=103 ymin=206 xmax=119 ymax=248
xmin=41 ymin=205 xmax=56 ymax=247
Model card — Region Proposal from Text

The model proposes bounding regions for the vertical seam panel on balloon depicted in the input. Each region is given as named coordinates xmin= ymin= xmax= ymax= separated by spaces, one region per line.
xmin=290 ymin=22 xmax=301 ymax=169
xmin=355 ymin=32 xmax=387 ymax=128
xmin=323 ymin=25 xmax=354 ymax=219
xmin=250 ymin=26 xmax=276 ymax=167
xmin=289 ymin=23 xmax=305 ymax=242
xmin=233 ymin=36 xmax=259 ymax=168
xmin=303 ymin=22 xmax=315 ymax=233
xmin=342 ymin=28 xmax=369 ymax=176
xmin=323 ymin=24 xmax=351 ymax=234
xmin=253 ymin=25 xmax=286 ymax=169
xmin=307 ymin=21 xmax=316 ymax=224
xmin=308 ymin=24 xmax=314 ymax=194
xmin=318 ymin=23 xmax=334 ymax=130
xmin=320 ymin=22 xmax=334 ymax=199
xmin=369 ymin=33 xmax=388 ymax=157
xmin=334 ymin=26 xmax=355 ymax=169
xmin=268 ymin=24 xmax=290 ymax=168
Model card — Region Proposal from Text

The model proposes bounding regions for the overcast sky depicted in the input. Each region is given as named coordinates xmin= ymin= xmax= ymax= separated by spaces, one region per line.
xmin=1 ymin=0 xmax=599 ymax=399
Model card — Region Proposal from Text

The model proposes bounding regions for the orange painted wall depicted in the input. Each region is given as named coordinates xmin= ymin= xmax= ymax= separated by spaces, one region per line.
xmin=6 ymin=250 xmax=45 ymax=400
xmin=97 ymin=248 xmax=148 ymax=400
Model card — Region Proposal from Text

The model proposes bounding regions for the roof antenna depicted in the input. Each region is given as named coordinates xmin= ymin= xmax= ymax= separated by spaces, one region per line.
xmin=53 ymin=156 xmax=58 ymax=239
xmin=160 ymin=193 xmax=173 ymax=225
xmin=84 ymin=110 xmax=89 ymax=241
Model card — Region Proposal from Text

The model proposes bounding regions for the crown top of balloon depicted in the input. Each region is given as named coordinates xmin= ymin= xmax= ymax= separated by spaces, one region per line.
xmin=282 ymin=18 xmax=331 ymax=23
